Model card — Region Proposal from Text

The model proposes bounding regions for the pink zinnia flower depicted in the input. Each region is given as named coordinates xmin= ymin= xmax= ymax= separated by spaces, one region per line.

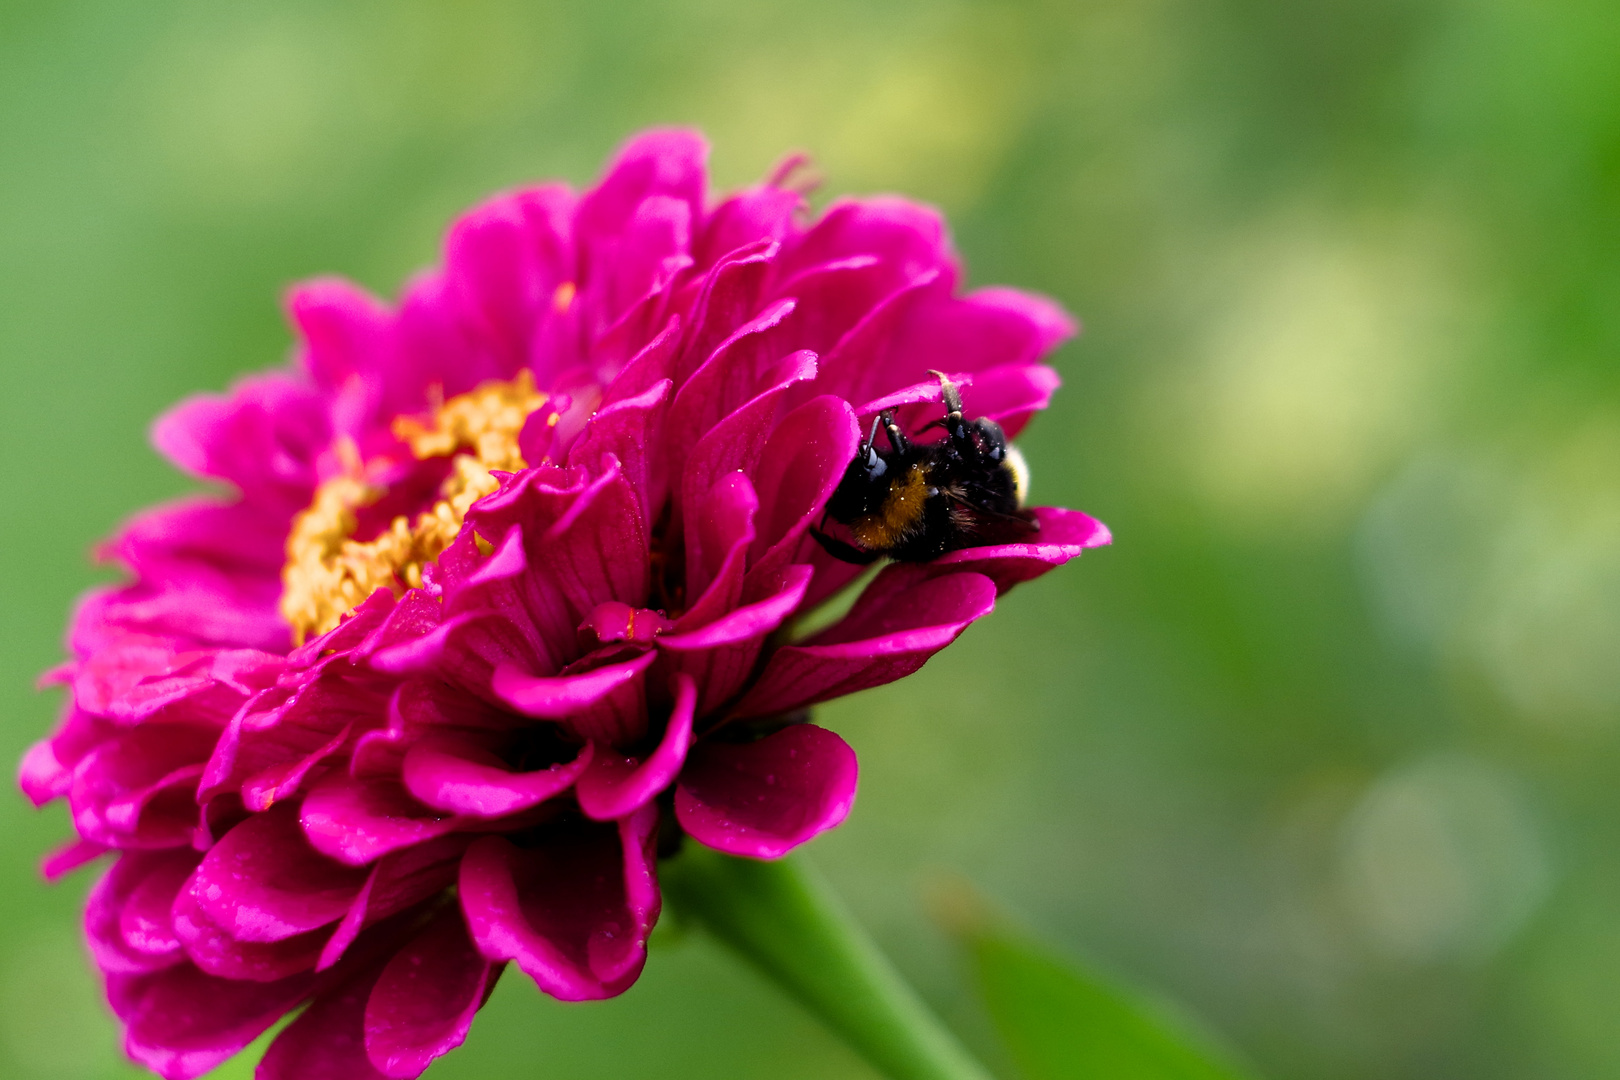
xmin=19 ymin=130 xmax=1108 ymax=1079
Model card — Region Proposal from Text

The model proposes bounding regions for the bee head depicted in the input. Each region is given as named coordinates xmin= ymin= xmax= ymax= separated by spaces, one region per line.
xmin=967 ymin=416 xmax=1008 ymax=463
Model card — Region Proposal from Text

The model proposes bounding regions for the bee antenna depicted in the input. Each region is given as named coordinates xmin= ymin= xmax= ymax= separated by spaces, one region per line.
xmin=927 ymin=369 xmax=964 ymax=418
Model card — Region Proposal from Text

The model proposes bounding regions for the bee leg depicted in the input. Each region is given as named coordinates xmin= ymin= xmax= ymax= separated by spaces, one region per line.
xmin=880 ymin=410 xmax=911 ymax=454
xmin=924 ymin=369 xmax=969 ymax=443
xmin=926 ymin=369 xmax=965 ymax=418
xmin=810 ymin=527 xmax=882 ymax=565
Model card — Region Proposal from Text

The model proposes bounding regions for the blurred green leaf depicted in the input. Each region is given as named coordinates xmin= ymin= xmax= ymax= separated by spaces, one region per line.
xmin=963 ymin=924 xmax=1253 ymax=1080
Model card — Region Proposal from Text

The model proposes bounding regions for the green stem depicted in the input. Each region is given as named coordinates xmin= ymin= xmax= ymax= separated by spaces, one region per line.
xmin=662 ymin=846 xmax=994 ymax=1080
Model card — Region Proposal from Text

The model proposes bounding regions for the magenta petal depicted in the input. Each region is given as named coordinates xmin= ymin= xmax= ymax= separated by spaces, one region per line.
xmin=808 ymin=270 xmax=949 ymax=407
xmin=99 ymin=496 xmax=289 ymax=651
xmin=567 ymin=378 xmax=673 ymax=524
xmin=171 ymin=883 xmax=328 ymax=982
xmin=260 ymin=966 xmax=390 ymax=1080
xmin=20 ymin=730 xmax=78 ymax=807
xmin=927 ymin=506 xmax=1112 ymax=591
xmin=443 ymin=185 xmax=574 ymax=380
xmin=317 ymin=871 xmax=380 ymax=973
xmin=67 ymin=631 xmax=180 ymax=716
xmin=364 ymin=906 xmax=498 ymax=1078
xmin=676 ymin=347 xmax=817 ymax=557
xmin=778 ymin=197 xmax=953 ymax=296
xmin=816 ymin=275 xmax=1072 ymax=413
xmin=596 ymin=316 xmax=683 ymax=413
xmin=190 ymin=807 xmax=367 ymax=942
xmin=658 ymin=563 xmax=811 ymax=653
xmin=70 ymin=722 xmax=217 ymax=849
xmin=389 ymin=673 xmax=525 ymax=735
xmin=107 ymin=647 xmax=278 ymax=727
xmin=495 ymin=642 xmax=656 ymax=746
xmin=666 ymin=298 xmax=801 ymax=466
xmin=677 ymin=355 xmax=816 ymax=595
xmin=746 ymin=395 xmax=861 ymax=572
xmin=287 ymin=278 xmax=394 ymax=437
xmin=697 ymin=190 xmax=797 ymax=268
xmin=317 ymin=836 xmax=470 ymax=971
xmin=87 ymin=851 xmax=197 ymax=974
xmin=40 ymin=837 xmax=110 ymax=880
xmin=765 ymin=255 xmax=912 ymax=362
xmin=578 ymin=601 xmax=675 ymax=647
xmin=675 ymin=724 xmax=858 ymax=859
xmin=80 ymin=571 xmax=289 ymax=655
xmin=21 ymin=705 xmax=111 ymax=807
xmin=348 ymin=588 xmax=444 ymax=662
xmin=677 ymin=238 xmax=779 ymax=378
xmin=490 ymin=648 xmax=655 ymax=718
xmin=732 ymin=569 xmax=999 ymax=718
xmin=454 ymin=464 xmax=645 ymax=641
xmin=105 ymin=494 xmax=285 ymax=595
xmin=460 ymin=463 xmax=650 ymax=639
xmin=882 ymin=287 xmax=1076 ymax=390
xmin=109 ymin=964 xmax=312 ymax=1080
xmin=661 ymin=563 xmax=815 ymax=714
xmin=301 ymin=776 xmax=459 ymax=867
xmin=577 ymin=128 xmax=708 ymax=252
xmin=678 ymin=471 xmax=758 ymax=626
xmin=200 ymin=656 xmax=392 ymax=811
xmin=371 ymin=607 xmax=555 ymax=695
xmin=148 ymin=372 xmax=326 ymax=502
xmin=403 ymin=735 xmax=593 ymax=818
xmin=459 ymin=806 xmax=659 ymax=1001
xmin=237 ymin=720 xmax=354 ymax=813
xmin=576 ymin=674 xmax=696 ymax=821
xmin=967 ymin=285 xmax=1077 ymax=352
xmin=394 ymin=269 xmax=504 ymax=402
xmin=599 ymin=194 xmax=694 ymax=331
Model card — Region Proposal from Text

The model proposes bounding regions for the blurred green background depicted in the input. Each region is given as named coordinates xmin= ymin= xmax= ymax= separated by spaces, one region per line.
xmin=3 ymin=0 xmax=1617 ymax=1077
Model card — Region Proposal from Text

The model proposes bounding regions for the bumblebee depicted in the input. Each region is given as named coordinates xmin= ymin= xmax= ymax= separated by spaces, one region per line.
xmin=811 ymin=372 xmax=1037 ymax=564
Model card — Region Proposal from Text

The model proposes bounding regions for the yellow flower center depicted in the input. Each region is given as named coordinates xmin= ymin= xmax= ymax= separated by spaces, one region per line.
xmin=280 ymin=371 xmax=550 ymax=645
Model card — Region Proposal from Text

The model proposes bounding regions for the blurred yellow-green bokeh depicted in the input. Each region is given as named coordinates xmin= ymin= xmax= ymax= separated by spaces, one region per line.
xmin=3 ymin=1 xmax=1618 ymax=1077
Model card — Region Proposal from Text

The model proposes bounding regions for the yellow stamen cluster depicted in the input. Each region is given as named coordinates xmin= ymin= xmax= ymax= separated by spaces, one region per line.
xmin=280 ymin=371 xmax=549 ymax=645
